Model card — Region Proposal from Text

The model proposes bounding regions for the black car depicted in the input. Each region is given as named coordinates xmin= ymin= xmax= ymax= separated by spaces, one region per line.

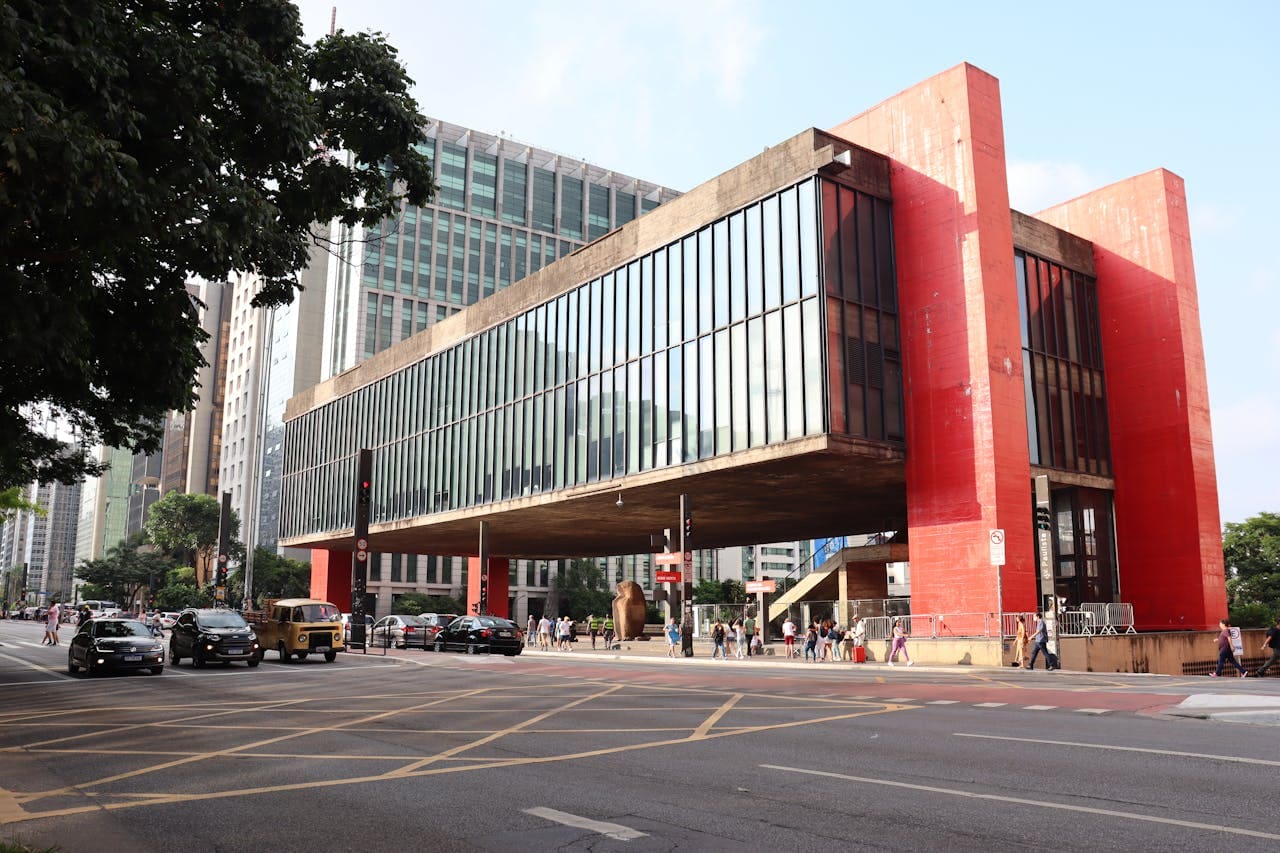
xmin=169 ymin=608 xmax=261 ymax=668
xmin=432 ymin=616 xmax=523 ymax=656
xmin=68 ymin=619 xmax=165 ymax=676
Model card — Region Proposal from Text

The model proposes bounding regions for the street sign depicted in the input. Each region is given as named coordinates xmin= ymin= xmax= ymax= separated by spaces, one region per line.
xmin=356 ymin=551 xmax=367 ymax=562
xmin=745 ymin=579 xmax=776 ymax=594
xmin=218 ymin=554 xmax=228 ymax=564
xmin=989 ymin=528 xmax=1006 ymax=566
xmin=214 ymin=586 xmax=226 ymax=601
xmin=654 ymin=552 xmax=684 ymax=565
xmin=356 ymin=537 xmax=368 ymax=551
xmin=655 ymin=570 xmax=682 ymax=583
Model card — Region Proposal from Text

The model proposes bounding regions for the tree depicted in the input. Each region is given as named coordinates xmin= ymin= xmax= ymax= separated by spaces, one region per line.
xmin=1224 ymin=512 xmax=1280 ymax=626
xmin=692 ymin=578 xmax=724 ymax=604
xmin=75 ymin=534 xmax=173 ymax=609
xmin=1 ymin=1 xmax=435 ymax=490
xmin=393 ymin=592 xmax=464 ymax=616
xmin=145 ymin=492 xmax=233 ymax=586
xmin=0 ymin=486 xmax=43 ymax=522
xmin=553 ymin=559 xmax=615 ymax=621
xmin=242 ymin=547 xmax=310 ymax=606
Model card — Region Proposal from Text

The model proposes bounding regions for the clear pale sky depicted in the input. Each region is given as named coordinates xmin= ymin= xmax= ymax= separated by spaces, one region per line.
xmin=295 ymin=0 xmax=1280 ymax=526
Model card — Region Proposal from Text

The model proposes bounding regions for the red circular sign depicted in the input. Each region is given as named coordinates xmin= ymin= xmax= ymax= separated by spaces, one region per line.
xmin=356 ymin=550 xmax=367 ymax=562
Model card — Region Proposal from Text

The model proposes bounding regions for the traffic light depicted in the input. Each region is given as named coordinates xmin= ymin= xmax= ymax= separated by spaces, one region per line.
xmin=358 ymin=478 xmax=371 ymax=506
xmin=1035 ymin=507 xmax=1052 ymax=532
xmin=478 ymin=574 xmax=489 ymax=612
xmin=683 ymin=510 xmax=693 ymax=545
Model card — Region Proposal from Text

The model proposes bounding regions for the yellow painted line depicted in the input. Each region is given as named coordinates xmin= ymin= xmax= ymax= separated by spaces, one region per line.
xmin=0 ymin=787 xmax=26 ymax=824
xmin=691 ymin=693 xmax=742 ymax=739
xmin=386 ymin=683 xmax=623 ymax=775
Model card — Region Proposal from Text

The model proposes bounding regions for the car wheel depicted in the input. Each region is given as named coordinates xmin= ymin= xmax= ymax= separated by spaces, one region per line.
xmin=434 ymin=639 xmax=445 ymax=653
xmin=169 ymin=643 xmax=180 ymax=666
xmin=192 ymin=650 xmax=205 ymax=668
xmin=278 ymin=642 xmax=291 ymax=663
xmin=248 ymin=657 xmax=260 ymax=668
xmin=67 ymin=654 xmax=79 ymax=674
xmin=466 ymin=643 xmax=478 ymax=655
xmin=150 ymin=666 xmax=164 ymax=675
xmin=297 ymin=651 xmax=309 ymax=660
xmin=324 ymin=651 xmax=337 ymax=662
xmin=84 ymin=658 xmax=95 ymax=677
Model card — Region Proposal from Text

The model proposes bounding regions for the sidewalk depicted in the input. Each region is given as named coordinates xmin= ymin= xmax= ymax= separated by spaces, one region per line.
xmin=1162 ymin=693 xmax=1280 ymax=725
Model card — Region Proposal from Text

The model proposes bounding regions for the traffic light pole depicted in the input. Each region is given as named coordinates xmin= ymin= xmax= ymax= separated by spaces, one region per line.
xmin=351 ymin=449 xmax=372 ymax=649
xmin=680 ymin=494 xmax=693 ymax=657
xmin=215 ymin=491 xmax=231 ymax=606
xmin=477 ymin=520 xmax=489 ymax=615
xmin=1033 ymin=474 xmax=1058 ymax=658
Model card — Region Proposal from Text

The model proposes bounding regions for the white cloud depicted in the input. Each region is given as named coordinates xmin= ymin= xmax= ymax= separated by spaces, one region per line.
xmin=1006 ymin=160 xmax=1106 ymax=213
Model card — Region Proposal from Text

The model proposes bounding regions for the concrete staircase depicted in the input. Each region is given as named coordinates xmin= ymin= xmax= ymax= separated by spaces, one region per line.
xmin=767 ymin=543 xmax=909 ymax=623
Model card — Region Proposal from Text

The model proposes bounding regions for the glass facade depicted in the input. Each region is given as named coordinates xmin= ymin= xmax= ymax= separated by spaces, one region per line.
xmin=1015 ymin=250 xmax=1111 ymax=475
xmin=283 ymin=175 xmax=901 ymax=541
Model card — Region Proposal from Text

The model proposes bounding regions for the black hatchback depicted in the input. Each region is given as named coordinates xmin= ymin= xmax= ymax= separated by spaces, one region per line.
xmin=170 ymin=608 xmax=261 ymax=668
xmin=68 ymin=619 xmax=165 ymax=676
xmin=432 ymin=616 xmax=523 ymax=656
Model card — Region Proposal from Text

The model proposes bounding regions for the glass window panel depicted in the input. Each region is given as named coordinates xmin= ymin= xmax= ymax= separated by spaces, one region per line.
xmin=747 ymin=316 xmax=766 ymax=447
xmin=801 ymin=298 xmax=824 ymax=435
xmin=669 ymin=242 xmax=684 ymax=345
xmin=683 ymin=235 xmax=698 ymax=341
xmin=698 ymin=227 xmax=713 ymax=336
xmin=699 ymin=336 xmax=714 ymax=458
xmin=765 ymin=310 xmax=785 ymax=443
xmin=575 ymin=379 xmax=588 ymax=484
xmin=561 ymin=176 xmax=583 ymax=240
xmin=502 ymin=159 xmax=527 ymax=225
xmin=683 ymin=340 xmax=698 ymax=463
xmin=874 ymin=197 xmax=897 ymax=309
xmin=599 ymin=371 xmax=613 ymax=477
xmin=655 ymin=247 xmax=668 ymax=350
xmin=531 ymin=167 xmax=556 ymax=232
xmin=627 ymin=261 xmax=641 ymax=360
xmin=713 ymin=219 xmax=730 ymax=328
xmin=614 ymin=268 xmax=628 ymax=365
xmin=746 ymin=203 xmax=764 ymax=317
xmin=602 ymin=272 xmax=616 ymax=369
xmin=780 ymin=185 xmax=800 ymax=304
xmin=472 ymin=152 xmax=497 ymax=218
xmin=667 ymin=346 xmax=682 ymax=463
xmin=640 ymin=256 xmax=654 ymax=356
xmin=856 ymin=193 xmax=877 ymax=307
xmin=762 ymin=195 xmax=782 ymax=310
xmin=615 ymin=191 xmax=635 ymax=227
xmin=531 ymin=394 xmax=543 ymax=493
xmin=587 ymin=374 xmax=600 ymax=482
xmin=799 ymin=178 xmax=820 ymax=298
xmin=729 ymin=211 xmax=747 ymax=323
xmin=614 ymin=365 xmax=627 ymax=475
xmin=589 ymin=277 xmax=602 ymax=373
xmin=639 ymin=355 xmax=653 ymax=471
xmin=714 ymin=329 xmax=730 ymax=453
xmin=783 ymin=304 xmax=803 ymax=439
xmin=731 ymin=323 xmax=748 ymax=451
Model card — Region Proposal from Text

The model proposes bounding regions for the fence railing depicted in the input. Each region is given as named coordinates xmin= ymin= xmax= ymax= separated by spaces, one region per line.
xmin=787 ymin=605 xmax=1137 ymax=640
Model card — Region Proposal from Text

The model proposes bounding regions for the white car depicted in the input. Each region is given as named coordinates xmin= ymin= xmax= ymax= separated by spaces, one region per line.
xmin=159 ymin=612 xmax=181 ymax=630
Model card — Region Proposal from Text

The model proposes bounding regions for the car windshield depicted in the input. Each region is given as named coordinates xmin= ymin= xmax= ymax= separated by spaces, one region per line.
xmin=93 ymin=621 xmax=153 ymax=638
xmin=477 ymin=617 xmax=515 ymax=628
xmin=198 ymin=611 xmax=248 ymax=629
xmin=297 ymin=604 xmax=340 ymax=622
xmin=423 ymin=615 xmax=452 ymax=627
xmin=397 ymin=615 xmax=426 ymax=626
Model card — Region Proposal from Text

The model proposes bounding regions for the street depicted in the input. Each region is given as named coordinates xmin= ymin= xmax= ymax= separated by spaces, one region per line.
xmin=1 ymin=619 xmax=1278 ymax=852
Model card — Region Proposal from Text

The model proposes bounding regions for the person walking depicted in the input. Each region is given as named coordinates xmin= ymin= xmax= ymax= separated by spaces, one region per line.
xmin=602 ymin=615 xmax=615 ymax=650
xmin=782 ymin=617 xmax=797 ymax=658
xmin=527 ymin=615 xmax=537 ymax=646
xmin=557 ymin=616 xmax=572 ymax=651
xmin=537 ymin=615 xmax=552 ymax=650
xmin=44 ymin=601 xmax=62 ymax=645
xmin=734 ymin=619 xmax=746 ymax=659
xmin=1028 ymin=612 xmax=1055 ymax=670
xmin=1254 ymin=616 xmax=1280 ymax=677
xmin=1013 ymin=615 xmax=1029 ymax=668
xmin=887 ymin=617 xmax=913 ymax=666
xmin=588 ymin=613 xmax=603 ymax=649
xmin=665 ymin=619 xmax=681 ymax=657
xmin=1211 ymin=619 xmax=1248 ymax=677
xmin=711 ymin=620 xmax=728 ymax=660
xmin=803 ymin=623 xmax=818 ymax=662
xmin=744 ymin=613 xmax=756 ymax=657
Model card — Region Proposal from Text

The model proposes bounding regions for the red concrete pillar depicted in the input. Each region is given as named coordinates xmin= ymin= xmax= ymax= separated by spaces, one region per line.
xmin=829 ymin=63 xmax=1037 ymax=620
xmin=467 ymin=557 xmax=510 ymax=619
xmin=310 ymin=549 xmax=352 ymax=608
xmin=1036 ymin=171 xmax=1225 ymax=630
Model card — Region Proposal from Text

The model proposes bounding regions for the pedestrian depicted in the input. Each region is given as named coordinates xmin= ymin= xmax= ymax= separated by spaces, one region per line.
xmin=588 ymin=613 xmax=602 ymax=649
xmin=804 ymin=623 xmax=818 ymax=662
xmin=557 ymin=616 xmax=571 ymax=651
xmin=1211 ymin=619 xmax=1248 ymax=677
xmin=782 ymin=617 xmax=797 ymax=658
xmin=1013 ymin=615 xmax=1029 ymax=668
xmin=43 ymin=600 xmax=61 ymax=645
xmin=1028 ymin=612 xmax=1056 ymax=670
xmin=711 ymin=620 xmax=727 ymax=660
xmin=744 ymin=613 xmax=756 ymax=657
xmin=887 ymin=616 xmax=913 ymax=666
xmin=665 ymin=618 xmax=681 ymax=657
xmin=150 ymin=610 xmax=164 ymax=638
xmin=1254 ymin=616 xmax=1280 ymax=678
xmin=603 ymin=615 xmax=615 ymax=649
xmin=527 ymin=615 xmax=537 ymax=646
xmin=537 ymin=614 xmax=552 ymax=650
xmin=734 ymin=619 xmax=746 ymax=659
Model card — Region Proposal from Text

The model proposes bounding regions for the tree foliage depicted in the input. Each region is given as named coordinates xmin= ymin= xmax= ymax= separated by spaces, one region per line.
xmin=144 ymin=492 xmax=232 ymax=577
xmin=553 ymin=559 xmax=615 ymax=621
xmin=392 ymin=592 xmax=464 ymax=616
xmin=243 ymin=547 xmax=311 ymax=606
xmin=75 ymin=534 xmax=174 ymax=608
xmin=0 ymin=0 xmax=435 ymax=490
xmin=0 ymin=486 xmax=43 ymax=521
xmin=1224 ymin=512 xmax=1280 ymax=626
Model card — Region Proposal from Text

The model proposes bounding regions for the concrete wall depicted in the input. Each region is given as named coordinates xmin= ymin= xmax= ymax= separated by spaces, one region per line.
xmin=1059 ymin=629 xmax=1267 ymax=675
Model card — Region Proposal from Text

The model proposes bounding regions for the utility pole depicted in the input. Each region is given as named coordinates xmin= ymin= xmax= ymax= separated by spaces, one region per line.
xmin=351 ymin=449 xmax=372 ymax=648
xmin=680 ymin=494 xmax=693 ymax=656
xmin=215 ymin=492 xmax=231 ymax=606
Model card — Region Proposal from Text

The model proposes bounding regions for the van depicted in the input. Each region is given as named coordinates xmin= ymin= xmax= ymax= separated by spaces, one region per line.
xmin=82 ymin=600 xmax=121 ymax=619
xmin=247 ymin=598 xmax=345 ymax=662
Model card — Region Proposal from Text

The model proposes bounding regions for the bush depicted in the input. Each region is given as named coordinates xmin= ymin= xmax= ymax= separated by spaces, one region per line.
xmin=1229 ymin=601 xmax=1277 ymax=629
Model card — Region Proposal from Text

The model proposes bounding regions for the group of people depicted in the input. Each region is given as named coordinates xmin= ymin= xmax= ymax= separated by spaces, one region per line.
xmin=527 ymin=614 xmax=618 ymax=651
xmin=708 ymin=615 xmax=762 ymax=660
xmin=1211 ymin=616 xmax=1280 ymax=678
xmin=1010 ymin=612 xmax=1060 ymax=670
xmin=779 ymin=615 xmax=886 ymax=663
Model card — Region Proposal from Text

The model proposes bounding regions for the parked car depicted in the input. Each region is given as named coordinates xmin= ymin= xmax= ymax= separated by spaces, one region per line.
xmin=341 ymin=613 xmax=375 ymax=643
xmin=370 ymin=614 xmax=428 ymax=648
xmin=67 ymin=619 xmax=165 ymax=676
xmin=432 ymin=616 xmax=523 ymax=656
xmin=158 ymin=612 xmax=181 ymax=630
xmin=169 ymin=608 xmax=261 ymax=668
xmin=418 ymin=613 xmax=459 ymax=636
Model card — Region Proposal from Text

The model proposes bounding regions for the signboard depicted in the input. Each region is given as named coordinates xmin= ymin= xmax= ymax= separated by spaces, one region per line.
xmin=745 ymin=579 xmax=776 ymax=594
xmin=655 ymin=570 xmax=683 ymax=583
xmin=214 ymin=585 xmax=226 ymax=602
xmin=989 ymin=528 xmax=1006 ymax=566
xmin=1229 ymin=626 xmax=1244 ymax=660
xmin=654 ymin=552 xmax=683 ymax=565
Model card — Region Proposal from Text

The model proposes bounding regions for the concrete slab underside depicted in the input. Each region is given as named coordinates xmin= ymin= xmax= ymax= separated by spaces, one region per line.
xmin=288 ymin=435 xmax=905 ymax=559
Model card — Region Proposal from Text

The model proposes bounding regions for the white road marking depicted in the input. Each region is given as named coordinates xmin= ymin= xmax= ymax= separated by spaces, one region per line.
xmin=927 ymin=700 xmax=959 ymax=705
xmin=1022 ymin=705 xmax=1056 ymax=711
xmin=973 ymin=702 xmax=1006 ymax=708
xmin=1076 ymin=708 xmax=1111 ymax=715
xmin=0 ymin=651 xmax=74 ymax=681
xmin=523 ymin=807 xmax=647 ymax=841
xmin=886 ymin=698 xmax=916 ymax=704
xmin=763 ymin=764 xmax=1280 ymax=841
xmin=954 ymin=733 xmax=1280 ymax=767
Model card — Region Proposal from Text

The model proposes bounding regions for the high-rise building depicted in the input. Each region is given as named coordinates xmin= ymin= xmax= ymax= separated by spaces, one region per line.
xmin=74 ymin=445 xmax=134 ymax=567
xmin=1 ymin=479 xmax=81 ymax=604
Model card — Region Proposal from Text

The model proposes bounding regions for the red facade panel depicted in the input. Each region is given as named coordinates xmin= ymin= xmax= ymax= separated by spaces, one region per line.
xmin=466 ymin=557 xmax=510 ymax=619
xmin=1036 ymin=171 xmax=1225 ymax=629
xmin=310 ymin=549 xmax=352 ymax=609
xmin=829 ymin=63 xmax=1038 ymax=619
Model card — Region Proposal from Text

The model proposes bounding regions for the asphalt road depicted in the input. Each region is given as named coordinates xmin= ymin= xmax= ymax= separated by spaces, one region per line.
xmin=1 ymin=620 xmax=1278 ymax=852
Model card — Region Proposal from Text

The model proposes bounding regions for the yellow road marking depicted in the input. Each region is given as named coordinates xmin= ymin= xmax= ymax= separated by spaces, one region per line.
xmin=691 ymin=693 xmax=742 ymax=739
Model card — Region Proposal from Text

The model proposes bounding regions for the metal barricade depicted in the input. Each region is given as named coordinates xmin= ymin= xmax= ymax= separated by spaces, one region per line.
xmin=1058 ymin=610 xmax=1091 ymax=636
xmin=1109 ymin=603 xmax=1136 ymax=634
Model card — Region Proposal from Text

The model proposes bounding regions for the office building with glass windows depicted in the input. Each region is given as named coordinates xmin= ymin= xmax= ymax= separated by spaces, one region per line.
xmin=281 ymin=63 xmax=1224 ymax=633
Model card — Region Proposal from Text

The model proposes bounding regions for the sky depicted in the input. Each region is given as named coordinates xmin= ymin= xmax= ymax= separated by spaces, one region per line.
xmin=295 ymin=0 xmax=1280 ymax=525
